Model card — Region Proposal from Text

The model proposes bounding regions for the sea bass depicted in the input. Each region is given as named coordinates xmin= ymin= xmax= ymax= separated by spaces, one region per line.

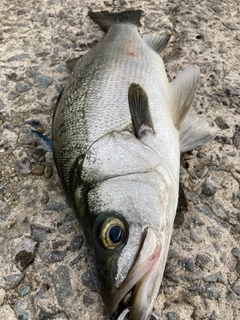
xmin=52 ymin=10 xmax=217 ymax=320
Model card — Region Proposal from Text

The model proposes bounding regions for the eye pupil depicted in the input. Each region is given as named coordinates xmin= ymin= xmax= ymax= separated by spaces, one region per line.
xmin=109 ymin=225 xmax=123 ymax=244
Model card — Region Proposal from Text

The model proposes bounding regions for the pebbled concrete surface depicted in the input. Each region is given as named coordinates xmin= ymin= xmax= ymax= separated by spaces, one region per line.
xmin=0 ymin=0 xmax=239 ymax=319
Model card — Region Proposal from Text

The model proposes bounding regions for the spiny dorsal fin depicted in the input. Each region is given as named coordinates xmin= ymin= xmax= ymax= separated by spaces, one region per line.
xmin=128 ymin=83 xmax=155 ymax=139
xmin=143 ymin=34 xmax=171 ymax=54
xmin=88 ymin=10 xmax=142 ymax=31
xmin=179 ymin=113 xmax=218 ymax=153
xmin=170 ymin=65 xmax=200 ymax=128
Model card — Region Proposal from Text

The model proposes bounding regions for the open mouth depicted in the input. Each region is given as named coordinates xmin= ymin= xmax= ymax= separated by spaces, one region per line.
xmin=108 ymin=228 xmax=162 ymax=317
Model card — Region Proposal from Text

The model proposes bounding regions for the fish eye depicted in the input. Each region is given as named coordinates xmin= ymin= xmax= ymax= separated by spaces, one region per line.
xmin=100 ymin=217 xmax=126 ymax=250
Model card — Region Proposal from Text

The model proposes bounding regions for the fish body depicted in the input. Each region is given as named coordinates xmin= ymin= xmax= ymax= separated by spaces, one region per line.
xmin=52 ymin=10 xmax=217 ymax=320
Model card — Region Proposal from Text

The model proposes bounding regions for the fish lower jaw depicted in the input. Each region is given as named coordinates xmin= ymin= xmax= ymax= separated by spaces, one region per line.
xmin=108 ymin=241 xmax=162 ymax=320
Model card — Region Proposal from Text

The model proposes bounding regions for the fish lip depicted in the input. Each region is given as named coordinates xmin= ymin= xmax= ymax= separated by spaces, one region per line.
xmin=107 ymin=228 xmax=161 ymax=316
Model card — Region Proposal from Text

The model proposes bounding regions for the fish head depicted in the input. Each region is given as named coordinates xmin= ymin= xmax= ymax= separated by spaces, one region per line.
xmin=86 ymin=171 xmax=177 ymax=320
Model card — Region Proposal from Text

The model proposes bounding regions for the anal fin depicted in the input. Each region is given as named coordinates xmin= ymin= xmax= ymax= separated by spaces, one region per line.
xmin=170 ymin=65 xmax=200 ymax=128
xmin=128 ymin=83 xmax=155 ymax=139
xmin=179 ymin=113 xmax=218 ymax=153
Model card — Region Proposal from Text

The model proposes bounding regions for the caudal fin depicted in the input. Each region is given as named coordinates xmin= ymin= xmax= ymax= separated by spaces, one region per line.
xmin=88 ymin=10 xmax=142 ymax=31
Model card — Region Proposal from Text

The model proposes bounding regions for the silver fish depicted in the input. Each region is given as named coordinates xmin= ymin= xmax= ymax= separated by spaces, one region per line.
xmin=52 ymin=10 xmax=217 ymax=320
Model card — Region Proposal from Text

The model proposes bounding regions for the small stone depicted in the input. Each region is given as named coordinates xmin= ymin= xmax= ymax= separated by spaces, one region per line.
xmin=219 ymin=47 xmax=228 ymax=53
xmin=231 ymin=247 xmax=240 ymax=260
xmin=201 ymin=177 xmax=217 ymax=196
xmin=166 ymin=312 xmax=179 ymax=320
xmin=57 ymin=222 xmax=75 ymax=234
xmin=83 ymin=294 xmax=94 ymax=307
xmin=223 ymin=22 xmax=239 ymax=30
xmin=207 ymin=226 xmax=222 ymax=238
xmin=195 ymin=205 xmax=228 ymax=228
xmin=232 ymin=285 xmax=240 ymax=295
xmin=62 ymin=209 xmax=76 ymax=222
xmin=198 ymin=283 xmax=221 ymax=300
xmin=14 ymin=300 xmax=30 ymax=320
xmin=180 ymin=270 xmax=203 ymax=282
xmin=164 ymin=263 xmax=179 ymax=283
xmin=191 ymin=213 xmax=204 ymax=226
xmin=70 ymin=235 xmax=84 ymax=251
xmin=18 ymin=157 xmax=32 ymax=174
xmin=210 ymin=311 xmax=220 ymax=320
xmin=0 ymin=98 xmax=4 ymax=109
xmin=8 ymin=91 xmax=20 ymax=100
xmin=225 ymin=290 xmax=237 ymax=302
xmin=233 ymin=127 xmax=240 ymax=150
xmin=26 ymin=67 xmax=40 ymax=78
xmin=0 ymin=288 xmax=6 ymax=304
xmin=2 ymin=263 xmax=25 ymax=290
xmin=30 ymin=224 xmax=55 ymax=242
xmin=32 ymin=164 xmax=44 ymax=175
xmin=7 ymin=53 xmax=30 ymax=62
xmin=225 ymin=87 xmax=240 ymax=96
xmin=190 ymin=226 xmax=202 ymax=243
xmin=51 ymin=313 xmax=69 ymax=319
xmin=214 ymin=116 xmax=229 ymax=129
xmin=39 ymin=250 xmax=66 ymax=263
xmin=26 ymin=147 xmax=46 ymax=162
xmin=44 ymin=200 xmax=64 ymax=212
xmin=52 ymin=240 xmax=67 ymax=249
xmin=19 ymin=285 xmax=31 ymax=297
xmin=81 ymin=269 xmax=98 ymax=292
xmin=34 ymin=75 xmax=53 ymax=89
xmin=203 ymin=271 xmax=225 ymax=283
xmin=44 ymin=165 xmax=52 ymax=178
xmin=196 ymin=254 xmax=211 ymax=270
xmin=236 ymin=262 xmax=240 ymax=277
xmin=14 ymin=238 xmax=38 ymax=271
xmin=69 ymin=253 xmax=85 ymax=267
xmin=178 ymin=258 xmax=194 ymax=272
xmin=0 ymin=305 xmax=18 ymax=320
xmin=17 ymin=9 xmax=30 ymax=15
xmin=211 ymin=202 xmax=228 ymax=220
xmin=40 ymin=190 xmax=50 ymax=205
xmin=51 ymin=266 xmax=73 ymax=306
xmin=15 ymin=83 xmax=31 ymax=93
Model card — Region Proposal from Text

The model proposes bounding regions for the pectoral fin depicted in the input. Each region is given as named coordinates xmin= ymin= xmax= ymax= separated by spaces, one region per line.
xmin=170 ymin=65 xmax=200 ymax=128
xmin=128 ymin=83 xmax=155 ymax=139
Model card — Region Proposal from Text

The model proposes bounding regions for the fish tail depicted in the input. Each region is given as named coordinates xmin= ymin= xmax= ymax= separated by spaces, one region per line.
xmin=88 ymin=10 xmax=142 ymax=31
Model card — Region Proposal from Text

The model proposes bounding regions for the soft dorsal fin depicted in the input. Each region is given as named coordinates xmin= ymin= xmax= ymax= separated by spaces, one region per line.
xmin=179 ymin=113 xmax=218 ymax=153
xmin=143 ymin=34 xmax=171 ymax=54
xmin=88 ymin=10 xmax=142 ymax=31
xmin=128 ymin=83 xmax=155 ymax=139
xmin=170 ymin=65 xmax=200 ymax=128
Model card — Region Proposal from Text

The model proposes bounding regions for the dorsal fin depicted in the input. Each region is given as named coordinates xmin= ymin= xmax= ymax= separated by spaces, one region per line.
xmin=170 ymin=65 xmax=200 ymax=128
xmin=143 ymin=34 xmax=171 ymax=54
xmin=128 ymin=83 xmax=155 ymax=139
xmin=88 ymin=10 xmax=142 ymax=31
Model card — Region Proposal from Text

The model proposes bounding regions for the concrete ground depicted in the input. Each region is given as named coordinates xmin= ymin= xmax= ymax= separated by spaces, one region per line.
xmin=0 ymin=0 xmax=239 ymax=319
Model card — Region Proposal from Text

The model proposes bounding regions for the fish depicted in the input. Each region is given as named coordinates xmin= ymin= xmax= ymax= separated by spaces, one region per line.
xmin=52 ymin=10 xmax=217 ymax=320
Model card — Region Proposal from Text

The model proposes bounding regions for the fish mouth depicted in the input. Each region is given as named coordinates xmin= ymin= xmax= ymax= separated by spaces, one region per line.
xmin=108 ymin=228 xmax=162 ymax=320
